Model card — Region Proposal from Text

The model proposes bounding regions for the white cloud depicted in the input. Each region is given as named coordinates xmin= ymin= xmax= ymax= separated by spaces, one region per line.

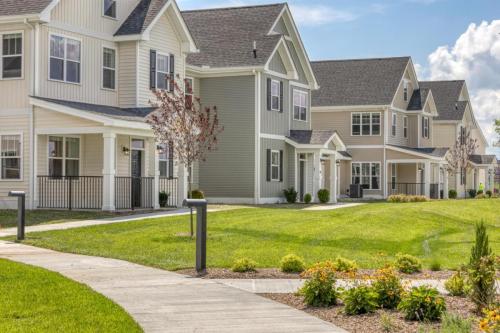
xmin=425 ymin=20 xmax=500 ymax=154
xmin=289 ymin=5 xmax=358 ymax=26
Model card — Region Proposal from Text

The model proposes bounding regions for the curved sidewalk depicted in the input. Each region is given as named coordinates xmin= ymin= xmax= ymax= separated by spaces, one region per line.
xmin=0 ymin=241 xmax=345 ymax=333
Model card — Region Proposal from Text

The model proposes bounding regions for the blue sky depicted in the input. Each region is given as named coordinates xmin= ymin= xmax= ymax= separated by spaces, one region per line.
xmin=178 ymin=0 xmax=500 ymax=156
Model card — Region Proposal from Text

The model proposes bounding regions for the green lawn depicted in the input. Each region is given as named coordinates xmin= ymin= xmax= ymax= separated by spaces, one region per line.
xmin=0 ymin=258 xmax=142 ymax=333
xmin=0 ymin=210 xmax=133 ymax=228
xmin=17 ymin=200 xmax=500 ymax=270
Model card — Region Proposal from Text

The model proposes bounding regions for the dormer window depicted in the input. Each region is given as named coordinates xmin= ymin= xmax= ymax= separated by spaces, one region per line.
xmin=422 ymin=116 xmax=429 ymax=139
xmin=156 ymin=53 xmax=170 ymax=90
xmin=403 ymin=80 xmax=409 ymax=102
xmin=104 ymin=0 xmax=117 ymax=19
xmin=392 ymin=113 xmax=397 ymax=137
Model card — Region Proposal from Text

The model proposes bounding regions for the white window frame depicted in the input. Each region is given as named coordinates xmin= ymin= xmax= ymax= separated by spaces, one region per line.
xmin=403 ymin=116 xmax=408 ymax=138
xmin=1 ymin=31 xmax=24 ymax=80
xmin=103 ymin=0 xmax=117 ymax=19
xmin=403 ymin=80 xmax=409 ymax=102
xmin=47 ymin=135 xmax=81 ymax=177
xmin=156 ymin=52 xmax=170 ymax=91
xmin=102 ymin=46 xmax=116 ymax=91
xmin=351 ymin=162 xmax=381 ymax=190
xmin=391 ymin=164 xmax=397 ymax=190
xmin=270 ymin=79 xmax=280 ymax=111
xmin=185 ymin=77 xmax=194 ymax=105
xmin=270 ymin=150 xmax=280 ymax=182
xmin=423 ymin=116 xmax=429 ymax=139
xmin=351 ymin=112 xmax=381 ymax=136
xmin=158 ymin=143 xmax=170 ymax=178
xmin=48 ymin=33 xmax=82 ymax=85
xmin=293 ymin=89 xmax=308 ymax=121
xmin=392 ymin=113 xmax=397 ymax=137
xmin=0 ymin=133 xmax=23 ymax=181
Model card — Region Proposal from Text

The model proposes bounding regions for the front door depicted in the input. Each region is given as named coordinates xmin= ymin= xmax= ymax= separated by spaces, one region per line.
xmin=131 ymin=149 xmax=142 ymax=207
xmin=299 ymin=159 xmax=306 ymax=201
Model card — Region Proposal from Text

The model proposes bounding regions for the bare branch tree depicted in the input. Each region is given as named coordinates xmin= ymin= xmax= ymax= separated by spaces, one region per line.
xmin=147 ymin=77 xmax=223 ymax=236
xmin=446 ymin=128 xmax=478 ymax=198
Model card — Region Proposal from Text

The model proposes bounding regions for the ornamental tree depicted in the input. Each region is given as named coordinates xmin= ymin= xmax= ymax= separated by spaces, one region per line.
xmin=446 ymin=128 xmax=478 ymax=198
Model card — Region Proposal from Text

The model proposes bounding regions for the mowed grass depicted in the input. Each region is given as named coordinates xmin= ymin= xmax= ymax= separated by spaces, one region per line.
xmin=0 ymin=258 xmax=142 ymax=333
xmin=19 ymin=200 xmax=500 ymax=270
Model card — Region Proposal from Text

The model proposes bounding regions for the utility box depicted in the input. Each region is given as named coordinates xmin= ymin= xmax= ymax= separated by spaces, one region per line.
xmin=349 ymin=184 xmax=363 ymax=199
xmin=8 ymin=191 xmax=26 ymax=241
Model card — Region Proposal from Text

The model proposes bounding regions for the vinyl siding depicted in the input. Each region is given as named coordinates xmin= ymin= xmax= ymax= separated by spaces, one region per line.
xmin=273 ymin=18 xmax=290 ymax=36
xmin=419 ymin=113 xmax=433 ymax=148
xmin=116 ymin=135 xmax=130 ymax=177
xmin=392 ymin=68 xmax=415 ymax=110
xmin=34 ymin=107 xmax=100 ymax=129
xmin=197 ymin=76 xmax=255 ymax=198
xmin=338 ymin=160 xmax=350 ymax=195
xmin=408 ymin=115 xmax=419 ymax=147
xmin=261 ymin=74 xmax=288 ymax=135
xmin=433 ymin=123 xmax=457 ymax=148
xmin=347 ymin=148 xmax=384 ymax=197
xmin=260 ymin=138 xmax=292 ymax=199
xmin=387 ymin=109 xmax=410 ymax=146
xmin=290 ymin=85 xmax=311 ymax=131
xmin=269 ymin=52 xmax=287 ymax=74
xmin=118 ymin=41 xmax=137 ymax=107
xmin=286 ymin=40 xmax=308 ymax=85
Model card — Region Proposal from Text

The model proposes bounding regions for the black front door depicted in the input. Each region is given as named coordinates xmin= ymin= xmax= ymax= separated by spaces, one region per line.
xmin=299 ymin=160 xmax=305 ymax=201
xmin=131 ymin=150 xmax=142 ymax=207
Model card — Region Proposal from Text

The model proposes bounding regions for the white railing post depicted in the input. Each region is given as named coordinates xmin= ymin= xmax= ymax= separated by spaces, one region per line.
xmin=443 ymin=167 xmax=449 ymax=199
xmin=424 ymin=161 xmax=431 ymax=198
xmin=330 ymin=155 xmax=337 ymax=203
xmin=102 ymin=132 xmax=116 ymax=211
xmin=313 ymin=152 xmax=321 ymax=203
xmin=153 ymin=142 xmax=160 ymax=210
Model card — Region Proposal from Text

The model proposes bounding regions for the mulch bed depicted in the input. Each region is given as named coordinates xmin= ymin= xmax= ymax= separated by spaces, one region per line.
xmin=177 ymin=268 xmax=456 ymax=280
xmin=261 ymin=293 xmax=481 ymax=333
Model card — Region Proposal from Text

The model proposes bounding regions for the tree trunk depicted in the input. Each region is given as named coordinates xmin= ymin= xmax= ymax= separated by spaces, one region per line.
xmin=188 ymin=163 xmax=194 ymax=238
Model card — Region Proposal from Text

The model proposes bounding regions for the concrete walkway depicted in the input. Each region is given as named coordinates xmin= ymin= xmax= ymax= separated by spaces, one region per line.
xmin=302 ymin=203 xmax=364 ymax=211
xmin=0 ymin=241 xmax=345 ymax=333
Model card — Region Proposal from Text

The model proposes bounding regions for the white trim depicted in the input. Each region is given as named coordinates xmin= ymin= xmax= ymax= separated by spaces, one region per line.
xmin=156 ymin=51 xmax=171 ymax=91
xmin=350 ymin=161 xmax=382 ymax=190
xmin=270 ymin=79 xmax=281 ymax=111
xmin=386 ymin=145 xmax=445 ymax=161
xmin=0 ymin=30 xmax=24 ymax=81
xmin=48 ymin=33 xmax=82 ymax=85
xmin=403 ymin=116 xmax=408 ymax=138
xmin=391 ymin=112 xmax=397 ymax=137
xmin=39 ymin=0 xmax=60 ymax=22
xmin=254 ymin=71 xmax=262 ymax=203
xmin=135 ymin=42 xmax=140 ymax=107
xmin=102 ymin=0 xmax=117 ymax=19
xmin=263 ymin=37 xmax=298 ymax=80
xmin=101 ymin=45 xmax=117 ymax=91
xmin=46 ymin=135 xmax=82 ymax=177
xmin=260 ymin=133 xmax=285 ymax=140
xmin=270 ymin=150 xmax=280 ymax=182
xmin=351 ymin=112 xmax=382 ymax=137
xmin=187 ymin=64 xmax=262 ymax=78
xmin=292 ymin=89 xmax=308 ymax=122
xmin=0 ymin=132 xmax=23 ymax=182
xmin=312 ymin=105 xmax=386 ymax=112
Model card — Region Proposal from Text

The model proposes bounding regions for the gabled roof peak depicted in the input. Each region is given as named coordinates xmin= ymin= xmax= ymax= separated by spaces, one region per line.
xmin=181 ymin=3 xmax=286 ymax=14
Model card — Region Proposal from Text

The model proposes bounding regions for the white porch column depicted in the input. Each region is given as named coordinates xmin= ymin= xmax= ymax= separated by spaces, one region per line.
xmin=313 ymin=152 xmax=321 ymax=202
xmin=424 ymin=161 xmax=431 ymax=198
xmin=443 ymin=168 xmax=449 ymax=199
xmin=33 ymin=133 xmax=39 ymax=209
xmin=153 ymin=142 xmax=160 ymax=210
xmin=329 ymin=155 xmax=337 ymax=203
xmin=177 ymin=163 xmax=188 ymax=208
xmin=102 ymin=132 xmax=116 ymax=211
xmin=473 ymin=168 xmax=479 ymax=190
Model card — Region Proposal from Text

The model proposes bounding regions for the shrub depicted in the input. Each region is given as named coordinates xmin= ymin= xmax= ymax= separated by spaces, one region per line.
xmin=477 ymin=190 xmax=484 ymax=195
xmin=299 ymin=262 xmax=339 ymax=307
xmin=468 ymin=189 xmax=477 ymax=198
xmin=444 ymin=271 xmax=467 ymax=296
xmin=342 ymin=285 xmax=378 ymax=315
xmin=476 ymin=193 xmax=487 ymax=199
xmin=280 ymin=254 xmax=305 ymax=273
xmin=387 ymin=195 xmax=428 ymax=203
xmin=191 ymin=189 xmax=205 ymax=199
xmin=231 ymin=258 xmax=257 ymax=273
xmin=449 ymin=189 xmax=458 ymax=199
xmin=486 ymin=190 xmax=492 ymax=198
xmin=372 ymin=266 xmax=403 ymax=309
xmin=479 ymin=307 xmax=500 ymax=333
xmin=317 ymin=189 xmax=330 ymax=203
xmin=395 ymin=253 xmax=422 ymax=274
xmin=398 ymin=286 xmax=446 ymax=321
xmin=440 ymin=313 xmax=473 ymax=333
xmin=283 ymin=187 xmax=298 ymax=204
xmin=304 ymin=193 xmax=312 ymax=204
xmin=332 ymin=257 xmax=358 ymax=273
xmin=429 ymin=260 xmax=441 ymax=271
xmin=159 ymin=191 xmax=169 ymax=207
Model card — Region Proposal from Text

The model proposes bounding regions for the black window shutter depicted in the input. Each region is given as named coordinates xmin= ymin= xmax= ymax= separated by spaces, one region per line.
xmin=421 ymin=116 xmax=425 ymax=138
xmin=168 ymin=141 xmax=174 ymax=179
xmin=169 ymin=54 xmax=175 ymax=92
xmin=279 ymin=81 xmax=284 ymax=112
xmin=266 ymin=149 xmax=271 ymax=182
xmin=279 ymin=150 xmax=284 ymax=182
xmin=150 ymin=50 xmax=157 ymax=89
xmin=266 ymin=78 xmax=271 ymax=111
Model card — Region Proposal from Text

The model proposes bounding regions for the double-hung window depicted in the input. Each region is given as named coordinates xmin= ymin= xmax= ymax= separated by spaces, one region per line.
xmin=48 ymin=136 xmax=80 ymax=177
xmin=0 ymin=134 xmax=21 ymax=180
xmin=185 ymin=77 xmax=193 ymax=108
xmin=403 ymin=116 xmax=408 ymax=138
xmin=422 ymin=116 xmax=429 ymax=139
xmin=271 ymin=150 xmax=280 ymax=181
xmin=156 ymin=53 xmax=170 ymax=90
xmin=293 ymin=90 xmax=308 ymax=121
xmin=392 ymin=113 xmax=397 ymax=137
xmin=103 ymin=0 xmax=117 ymax=18
xmin=403 ymin=80 xmax=409 ymax=101
xmin=270 ymin=80 xmax=280 ymax=111
xmin=158 ymin=144 xmax=170 ymax=177
xmin=102 ymin=47 xmax=116 ymax=90
xmin=50 ymin=35 xmax=81 ymax=83
xmin=352 ymin=162 xmax=380 ymax=190
xmin=391 ymin=164 xmax=397 ymax=190
xmin=352 ymin=112 xmax=380 ymax=136
xmin=2 ymin=33 xmax=22 ymax=79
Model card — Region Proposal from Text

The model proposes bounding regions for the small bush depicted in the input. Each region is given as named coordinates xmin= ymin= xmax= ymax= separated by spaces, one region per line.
xmin=440 ymin=313 xmax=473 ymax=333
xmin=231 ymin=258 xmax=257 ymax=273
xmin=342 ymin=285 xmax=378 ymax=315
xmin=486 ymin=190 xmax=492 ymax=198
xmin=477 ymin=190 xmax=484 ymax=195
xmin=304 ymin=193 xmax=312 ymax=204
xmin=398 ymin=286 xmax=446 ymax=321
xmin=429 ymin=260 xmax=441 ymax=271
xmin=468 ymin=189 xmax=477 ymax=198
xmin=317 ymin=189 xmax=330 ymax=203
xmin=395 ymin=253 xmax=422 ymax=274
xmin=449 ymin=189 xmax=458 ymax=199
xmin=387 ymin=195 xmax=428 ymax=203
xmin=283 ymin=187 xmax=298 ymax=204
xmin=476 ymin=193 xmax=487 ymax=199
xmin=159 ymin=191 xmax=169 ymax=207
xmin=191 ymin=189 xmax=205 ymax=199
xmin=332 ymin=257 xmax=358 ymax=273
xmin=372 ymin=266 xmax=403 ymax=309
xmin=444 ymin=271 xmax=467 ymax=297
xmin=299 ymin=262 xmax=339 ymax=307
xmin=280 ymin=254 xmax=305 ymax=273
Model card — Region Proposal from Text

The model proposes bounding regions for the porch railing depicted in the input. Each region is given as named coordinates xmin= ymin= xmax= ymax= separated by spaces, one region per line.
xmin=37 ymin=176 xmax=103 ymax=210
xmin=388 ymin=183 xmax=425 ymax=196
xmin=159 ymin=177 xmax=178 ymax=207
xmin=115 ymin=177 xmax=154 ymax=210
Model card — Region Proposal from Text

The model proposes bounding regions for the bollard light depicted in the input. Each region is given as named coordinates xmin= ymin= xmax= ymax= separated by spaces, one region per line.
xmin=183 ymin=199 xmax=208 ymax=274
xmin=8 ymin=191 xmax=26 ymax=241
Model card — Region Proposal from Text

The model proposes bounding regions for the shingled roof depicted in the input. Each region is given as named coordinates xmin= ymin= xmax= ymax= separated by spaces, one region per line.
xmin=388 ymin=145 xmax=449 ymax=158
xmin=181 ymin=4 xmax=285 ymax=68
xmin=115 ymin=0 xmax=167 ymax=36
xmin=469 ymin=155 xmax=497 ymax=165
xmin=0 ymin=0 xmax=53 ymax=17
xmin=287 ymin=130 xmax=336 ymax=146
xmin=407 ymin=88 xmax=431 ymax=111
xmin=311 ymin=57 xmax=410 ymax=107
xmin=419 ymin=81 xmax=466 ymax=121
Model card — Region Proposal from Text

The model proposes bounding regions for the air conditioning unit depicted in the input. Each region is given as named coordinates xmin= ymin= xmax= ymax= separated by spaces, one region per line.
xmin=349 ymin=184 xmax=363 ymax=199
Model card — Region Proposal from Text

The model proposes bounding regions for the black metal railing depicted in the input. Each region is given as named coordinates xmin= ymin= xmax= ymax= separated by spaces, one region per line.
xmin=388 ymin=182 xmax=425 ymax=196
xmin=115 ymin=177 xmax=154 ymax=210
xmin=159 ymin=177 xmax=178 ymax=207
xmin=37 ymin=176 xmax=103 ymax=210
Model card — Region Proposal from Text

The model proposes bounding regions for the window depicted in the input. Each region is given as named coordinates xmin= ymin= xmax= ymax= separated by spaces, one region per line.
xmin=0 ymin=135 xmax=21 ymax=180
xmin=2 ymin=33 xmax=22 ymax=79
xmin=391 ymin=164 xmax=397 ymax=190
xmin=460 ymin=168 xmax=466 ymax=186
xmin=352 ymin=162 xmax=380 ymax=190
xmin=50 ymin=35 xmax=81 ymax=83
xmin=422 ymin=116 xmax=429 ymax=139
xmin=271 ymin=80 xmax=280 ymax=111
xmin=271 ymin=150 xmax=280 ymax=181
xmin=392 ymin=113 xmax=397 ymax=137
xmin=403 ymin=80 xmax=409 ymax=101
xmin=460 ymin=126 xmax=466 ymax=144
xmin=293 ymin=90 xmax=308 ymax=121
xmin=352 ymin=113 xmax=380 ymax=136
xmin=48 ymin=136 xmax=80 ymax=177
xmin=158 ymin=144 xmax=170 ymax=177
xmin=403 ymin=116 xmax=408 ymax=138
xmin=103 ymin=0 xmax=116 ymax=18
xmin=156 ymin=53 xmax=170 ymax=90
xmin=185 ymin=77 xmax=193 ymax=108
xmin=102 ymin=47 xmax=116 ymax=90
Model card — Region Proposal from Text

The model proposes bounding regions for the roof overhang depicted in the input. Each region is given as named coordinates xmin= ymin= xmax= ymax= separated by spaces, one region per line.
xmin=285 ymin=132 xmax=346 ymax=151
xmin=186 ymin=64 xmax=263 ymax=78
xmin=0 ymin=0 xmax=60 ymax=24
xmin=264 ymin=37 xmax=298 ymax=80
xmin=387 ymin=145 xmax=447 ymax=162
xmin=312 ymin=105 xmax=387 ymax=112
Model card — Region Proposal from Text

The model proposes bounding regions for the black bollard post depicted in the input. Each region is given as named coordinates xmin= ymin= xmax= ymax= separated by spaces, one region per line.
xmin=183 ymin=199 xmax=208 ymax=274
xmin=8 ymin=191 xmax=26 ymax=241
